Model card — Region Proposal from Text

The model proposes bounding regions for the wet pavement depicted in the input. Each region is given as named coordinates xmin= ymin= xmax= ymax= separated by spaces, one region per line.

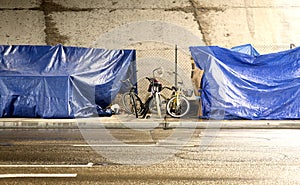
xmin=1 ymin=121 xmax=300 ymax=184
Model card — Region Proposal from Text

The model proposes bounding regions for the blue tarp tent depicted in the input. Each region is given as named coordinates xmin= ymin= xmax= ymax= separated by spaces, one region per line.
xmin=190 ymin=44 xmax=300 ymax=120
xmin=0 ymin=45 xmax=136 ymax=118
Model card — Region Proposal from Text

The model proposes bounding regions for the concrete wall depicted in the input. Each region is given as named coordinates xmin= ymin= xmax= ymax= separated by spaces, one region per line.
xmin=195 ymin=0 xmax=300 ymax=49
xmin=0 ymin=0 xmax=298 ymax=49
xmin=0 ymin=0 xmax=202 ymax=47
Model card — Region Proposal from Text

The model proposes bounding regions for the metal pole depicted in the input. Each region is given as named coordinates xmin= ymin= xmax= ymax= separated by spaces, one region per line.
xmin=175 ymin=44 xmax=178 ymax=87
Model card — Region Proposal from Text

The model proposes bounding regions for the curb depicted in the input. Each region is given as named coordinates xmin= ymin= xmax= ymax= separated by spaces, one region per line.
xmin=1 ymin=117 xmax=300 ymax=129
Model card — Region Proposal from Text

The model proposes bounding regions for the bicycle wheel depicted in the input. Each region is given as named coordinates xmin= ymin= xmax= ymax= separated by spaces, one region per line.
xmin=122 ymin=92 xmax=143 ymax=116
xmin=166 ymin=95 xmax=190 ymax=118
xmin=149 ymin=94 xmax=167 ymax=115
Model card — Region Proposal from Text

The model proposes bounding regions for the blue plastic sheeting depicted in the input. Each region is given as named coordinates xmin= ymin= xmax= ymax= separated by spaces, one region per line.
xmin=0 ymin=45 xmax=136 ymax=118
xmin=231 ymin=44 xmax=260 ymax=57
xmin=190 ymin=44 xmax=300 ymax=120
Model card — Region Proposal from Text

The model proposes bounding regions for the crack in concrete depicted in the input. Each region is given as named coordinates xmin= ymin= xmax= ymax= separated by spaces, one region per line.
xmin=189 ymin=0 xmax=209 ymax=45
xmin=40 ymin=0 xmax=70 ymax=45
xmin=165 ymin=6 xmax=194 ymax=14
xmin=0 ymin=0 xmax=211 ymax=46
xmin=188 ymin=0 xmax=228 ymax=46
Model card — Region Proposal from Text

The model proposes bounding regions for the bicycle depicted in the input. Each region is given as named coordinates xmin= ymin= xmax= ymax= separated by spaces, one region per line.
xmin=122 ymin=68 xmax=191 ymax=118
xmin=155 ymin=70 xmax=191 ymax=118
xmin=121 ymin=75 xmax=142 ymax=118
xmin=166 ymin=85 xmax=190 ymax=118
xmin=122 ymin=67 xmax=165 ymax=118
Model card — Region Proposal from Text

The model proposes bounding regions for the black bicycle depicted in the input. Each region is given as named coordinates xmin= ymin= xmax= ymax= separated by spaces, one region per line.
xmin=120 ymin=74 xmax=141 ymax=118
xmin=122 ymin=68 xmax=164 ymax=118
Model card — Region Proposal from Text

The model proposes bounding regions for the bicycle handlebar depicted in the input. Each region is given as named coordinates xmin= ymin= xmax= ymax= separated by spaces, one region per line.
xmin=162 ymin=86 xmax=178 ymax=91
xmin=146 ymin=77 xmax=157 ymax=83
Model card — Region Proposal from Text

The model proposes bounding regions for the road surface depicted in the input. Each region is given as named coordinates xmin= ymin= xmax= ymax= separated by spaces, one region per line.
xmin=1 ymin=127 xmax=300 ymax=184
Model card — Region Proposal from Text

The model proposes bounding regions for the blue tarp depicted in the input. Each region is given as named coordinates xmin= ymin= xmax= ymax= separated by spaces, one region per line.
xmin=231 ymin=44 xmax=260 ymax=57
xmin=0 ymin=45 xmax=136 ymax=118
xmin=190 ymin=44 xmax=300 ymax=120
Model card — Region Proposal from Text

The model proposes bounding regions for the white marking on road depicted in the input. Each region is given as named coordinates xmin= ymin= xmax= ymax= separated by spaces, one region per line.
xmin=73 ymin=144 xmax=196 ymax=147
xmin=0 ymin=163 xmax=93 ymax=168
xmin=0 ymin=174 xmax=77 ymax=178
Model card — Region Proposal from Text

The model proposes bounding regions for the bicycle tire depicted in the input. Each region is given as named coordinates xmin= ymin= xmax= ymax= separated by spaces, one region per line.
xmin=131 ymin=95 xmax=138 ymax=118
xmin=122 ymin=92 xmax=143 ymax=116
xmin=166 ymin=95 xmax=190 ymax=118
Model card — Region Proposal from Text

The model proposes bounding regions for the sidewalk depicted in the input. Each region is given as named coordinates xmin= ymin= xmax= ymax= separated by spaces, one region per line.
xmin=1 ymin=115 xmax=300 ymax=129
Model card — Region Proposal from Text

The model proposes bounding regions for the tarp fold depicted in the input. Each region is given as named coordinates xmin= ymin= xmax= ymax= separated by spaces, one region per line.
xmin=190 ymin=44 xmax=300 ymax=120
xmin=0 ymin=45 xmax=136 ymax=118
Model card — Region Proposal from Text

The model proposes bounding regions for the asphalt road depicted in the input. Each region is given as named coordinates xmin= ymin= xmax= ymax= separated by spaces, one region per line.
xmin=1 ymin=127 xmax=300 ymax=184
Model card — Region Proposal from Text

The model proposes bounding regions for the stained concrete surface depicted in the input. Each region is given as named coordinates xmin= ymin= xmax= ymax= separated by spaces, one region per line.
xmin=1 ymin=0 xmax=299 ymax=49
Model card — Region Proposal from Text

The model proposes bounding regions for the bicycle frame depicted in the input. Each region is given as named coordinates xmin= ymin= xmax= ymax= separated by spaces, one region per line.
xmin=141 ymin=77 xmax=163 ymax=118
xmin=173 ymin=88 xmax=182 ymax=110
